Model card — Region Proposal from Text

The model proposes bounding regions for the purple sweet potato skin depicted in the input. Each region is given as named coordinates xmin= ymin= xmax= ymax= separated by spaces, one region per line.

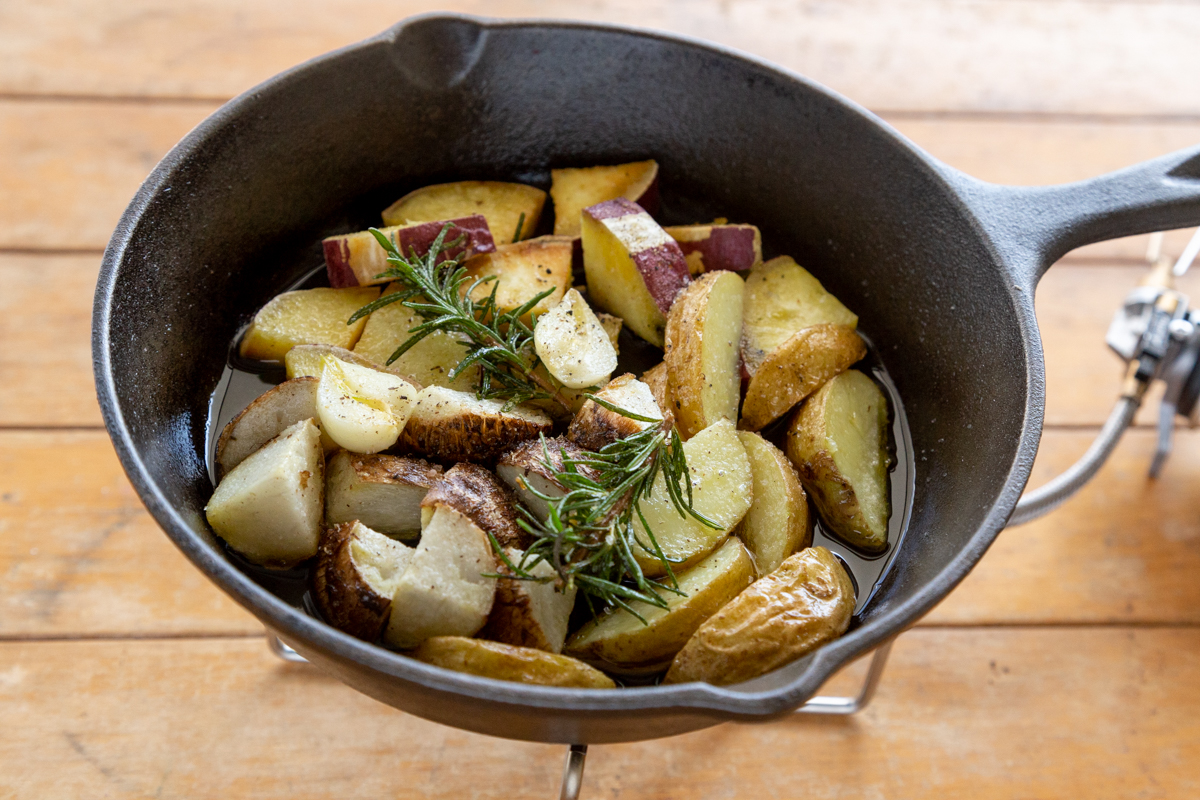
xmin=672 ymin=225 xmax=760 ymax=273
xmin=635 ymin=243 xmax=692 ymax=314
xmin=324 ymin=239 xmax=358 ymax=288
xmin=323 ymin=215 xmax=496 ymax=288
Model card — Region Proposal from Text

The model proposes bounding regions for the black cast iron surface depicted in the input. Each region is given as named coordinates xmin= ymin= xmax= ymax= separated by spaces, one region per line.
xmin=93 ymin=14 xmax=1200 ymax=744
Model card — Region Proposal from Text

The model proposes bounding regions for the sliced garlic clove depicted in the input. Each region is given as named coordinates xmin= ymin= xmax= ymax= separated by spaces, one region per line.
xmin=317 ymin=357 xmax=418 ymax=454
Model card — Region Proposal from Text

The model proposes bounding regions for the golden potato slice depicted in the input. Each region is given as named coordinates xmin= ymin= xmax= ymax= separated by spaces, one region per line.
xmin=479 ymin=548 xmax=577 ymax=654
xmin=216 ymin=377 xmax=321 ymax=478
xmin=734 ymin=431 xmax=811 ymax=576
xmin=239 ymin=286 xmax=380 ymax=361
xmin=741 ymin=256 xmax=857 ymax=377
xmin=550 ymin=160 xmax=659 ymax=237
xmin=461 ymin=236 xmax=574 ymax=322
xmin=205 ymin=418 xmax=324 ymax=568
xmin=632 ymin=419 xmax=753 ymax=577
xmin=352 ymin=282 xmax=480 ymax=392
xmin=420 ymin=463 xmax=528 ymax=549
xmin=664 ymin=270 xmax=745 ymax=440
xmin=414 ymin=637 xmax=615 ymax=689
xmin=786 ymin=370 xmax=890 ymax=553
xmin=311 ymin=521 xmax=415 ymax=641
xmin=324 ymin=451 xmax=442 ymax=539
xmin=534 ymin=288 xmax=618 ymax=389
xmin=664 ymin=546 xmax=855 ymax=686
xmin=382 ymin=181 xmax=546 ymax=243
xmin=566 ymin=374 xmax=663 ymax=452
xmin=739 ymin=324 xmax=866 ymax=431
xmin=564 ymin=537 xmax=755 ymax=674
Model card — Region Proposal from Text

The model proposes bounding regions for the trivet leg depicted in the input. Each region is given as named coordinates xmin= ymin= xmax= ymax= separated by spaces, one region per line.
xmin=793 ymin=638 xmax=894 ymax=715
xmin=266 ymin=632 xmax=308 ymax=663
xmin=559 ymin=744 xmax=588 ymax=800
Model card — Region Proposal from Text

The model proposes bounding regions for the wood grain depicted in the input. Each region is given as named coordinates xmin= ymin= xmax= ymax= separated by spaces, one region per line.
xmin=3 ymin=0 xmax=1200 ymax=116
xmin=3 ymin=102 xmax=1198 ymax=258
xmin=1 ymin=629 xmax=1197 ymax=798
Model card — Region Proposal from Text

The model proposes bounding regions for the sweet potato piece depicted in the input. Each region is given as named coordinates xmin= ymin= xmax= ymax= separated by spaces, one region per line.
xmin=323 ymin=215 xmax=495 ymax=288
xmin=664 ymin=223 xmax=762 ymax=274
xmin=239 ymin=287 xmax=379 ymax=362
xmin=550 ymin=160 xmax=659 ymax=237
xmin=460 ymin=236 xmax=574 ymax=322
xmin=414 ymin=637 xmax=614 ymax=689
xmin=382 ymin=181 xmax=545 ymax=243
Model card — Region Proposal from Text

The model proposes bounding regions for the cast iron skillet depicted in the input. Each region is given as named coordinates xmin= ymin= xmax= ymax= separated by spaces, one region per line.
xmin=93 ymin=14 xmax=1200 ymax=745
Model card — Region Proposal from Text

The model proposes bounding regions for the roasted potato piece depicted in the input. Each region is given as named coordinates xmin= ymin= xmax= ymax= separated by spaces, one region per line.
xmin=786 ymin=370 xmax=890 ymax=553
xmin=414 ymin=637 xmax=615 ymax=689
xmin=496 ymin=437 xmax=595 ymax=523
xmin=205 ymin=418 xmax=324 ymax=568
xmin=640 ymin=362 xmax=675 ymax=419
xmin=384 ymin=504 xmax=498 ymax=649
xmin=550 ymin=160 xmax=659 ymax=237
xmin=461 ymin=236 xmax=573 ymax=323
xmin=664 ymin=270 xmax=744 ymax=440
xmin=285 ymin=343 xmax=417 ymax=384
xmin=420 ymin=463 xmax=528 ymax=549
xmin=311 ymin=520 xmax=415 ymax=641
xmin=632 ymin=419 xmax=753 ymax=577
xmin=216 ymin=377 xmax=323 ymax=478
xmin=740 ymin=324 xmax=866 ymax=431
xmin=664 ymin=223 xmax=762 ymax=274
xmin=565 ymin=538 xmax=755 ymax=674
xmin=581 ymin=198 xmax=690 ymax=347
xmin=734 ymin=431 xmax=811 ymax=575
xmin=401 ymin=386 xmax=553 ymax=463
xmin=324 ymin=215 xmax=495 ymax=288
xmin=381 ymin=181 xmax=545 ymax=243
xmin=534 ymin=288 xmax=618 ymax=389
xmin=316 ymin=357 xmax=419 ymax=454
xmin=665 ymin=547 xmax=855 ymax=685
xmin=741 ymin=256 xmax=858 ymax=377
xmin=479 ymin=548 xmax=577 ymax=653
xmin=239 ymin=287 xmax=380 ymax=361
xmin=324 ymin=451 xmax=442 ymax=539
xmin=352 ymin=281 xmax=481 ymax=392
xmin=566 ymin=374 xmax=663 ymax=452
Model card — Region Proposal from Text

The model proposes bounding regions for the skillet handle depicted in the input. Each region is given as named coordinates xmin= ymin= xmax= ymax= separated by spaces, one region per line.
xmin=947 ymin=144 xmax=1200 ymax=287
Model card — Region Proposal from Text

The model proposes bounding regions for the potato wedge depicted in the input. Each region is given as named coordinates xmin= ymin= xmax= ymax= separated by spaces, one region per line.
xmin=566 ymin=374 xmax=663 ymax=452
xmin=786 ymin=370 xmax=890 ymax=553
xmin=632 ymin=419 xmax=753 ymax=577
xmin=414 ymin=637 xmax=614 ymax=689
xmin=550 ymin=160 xmax=659 ymax=237
xmin=496 ymin=437 xmax=595 ymax=523
xmin=640 ymin=362 xmax=676 ymax=420
xmin=581 ymin=198 xmax=690 ymax=347
xmin=461 ymin=236 xmax=574 ymax=322
xmin=740 ymin=323 xmax=866 ymax=431
xmin=534 ymin=288 xmax=618 ymax=389
xmin=323 ymin=216 xmax=495 ymax=288
xmin=401 ymin=386 xmax=553 ymax=463
xmin=664 ymin=546 xmax=855 ymax=685
xmin=239 ymin=286 xmax=380 ymax=361
xmin=316 ymin=357 xmax=419 ymax=454
xmin=382 ymin=181 xmax=546 ymax=243
xmin=285 ymin=343 xmax=417 ymax=384
xmin=734 ymin=431 xmax=811 ymax=576
xmin=216 ymin=377 xmax=322 ymax=478
xmin=741 ymin=256 xmax=858 ymax=377
xmin=664 ymin=270 xmax=744 ymax=440
xmin=420 ymin=463 xmax=528 ymax=549
xmin=352 ymin=281 xmax=481 ymax=391
xmin=384 ymin=504 xmax=498 ymax=649
xmin=479 ymin=548 xmax=577 ymax=653
xmin=325 ymin=451 xmax=442 ymax=539
xmin=311 ymin=521 xmax=415 ymax=641
xmin=564 ymin=538 xmax=755 ymax=674
xmin=205 ymin=418 xmax=324 ymax=568
xmin=664 ymin=223 xmax=762 ymax=274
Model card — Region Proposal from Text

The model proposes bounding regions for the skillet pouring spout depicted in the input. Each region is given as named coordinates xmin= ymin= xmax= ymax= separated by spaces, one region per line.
xmin=93 ymin=13 xmax=1200 ymax=744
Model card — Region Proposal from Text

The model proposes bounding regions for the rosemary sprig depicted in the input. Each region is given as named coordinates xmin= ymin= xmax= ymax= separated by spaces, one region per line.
xmin=503 ymin=409 xmax=720 ymax=618
xmin=347 ymin=225 xmax=572 ymax=412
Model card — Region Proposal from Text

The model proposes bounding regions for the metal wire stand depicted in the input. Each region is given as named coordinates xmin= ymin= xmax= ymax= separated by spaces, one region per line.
xmin=265 ymin=633 xmax=894 ymax=799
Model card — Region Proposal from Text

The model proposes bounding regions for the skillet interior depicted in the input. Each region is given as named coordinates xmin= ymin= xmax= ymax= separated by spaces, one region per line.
xmin=95 ymin=15 xmax=1037 ymax=744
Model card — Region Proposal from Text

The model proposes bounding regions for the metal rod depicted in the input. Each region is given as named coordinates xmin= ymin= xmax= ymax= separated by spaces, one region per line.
xmin=1174 ymin=227 xmax=1200 ymax=277
xmin=793 ymin=639 xmax=894 ymax=715
xmin=266 ymin=633 xmax=308 ymax=664
xmin=559 ymin=744 xmax=588 ymax=800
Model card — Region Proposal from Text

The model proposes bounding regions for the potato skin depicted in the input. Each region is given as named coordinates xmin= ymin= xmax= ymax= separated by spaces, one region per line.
xmin=400 ymin=387 xmax=553 ymax=464
xmin=740 ymin=324 xmax=866 ymax=431
xmin=311 ymin=522 xmax=392 ymax=642
xmin=664 ymin=546 xmax=855 ymax=686
xmin=413 ymin=637 xmax=615 ymax=689
xmin=421 ymin=463 xmax=529 ymax=549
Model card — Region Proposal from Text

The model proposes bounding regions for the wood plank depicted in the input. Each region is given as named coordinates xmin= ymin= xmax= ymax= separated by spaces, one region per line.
xmin=3 ymin=100 xmax=1198 ymax=257
xmin=1 ymin=428 xmax=1195 ymax=638
xmin=1 ymin=629 xmax=1197 ymax=798
xmin=0 ymin=431 xmax=260 ymax=637
xmin=3 ymin=0 xmax=1200 ymax=117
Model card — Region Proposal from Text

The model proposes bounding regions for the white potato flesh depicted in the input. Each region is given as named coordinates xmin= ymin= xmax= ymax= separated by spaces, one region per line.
xmin=534 ymin=288 xmax=618 ymax=389
xmin=384 ymin=505 xmax=498 ymax=649
xmin=216 ymin=377 xmax=321 ymax=477
xmin=204 ymin=418 xmax=324 ymax=567
xmin=484 ymin=548 xmax=578 ymax=654
xmin=349 ymin=522 xmax=415 ymax=599
xmin=316 ymin=357 xmax=418 ymax=454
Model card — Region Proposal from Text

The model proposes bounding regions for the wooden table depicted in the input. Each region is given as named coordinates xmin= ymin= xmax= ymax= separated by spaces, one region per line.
xmin=3 ymin=3 xmax=1199 ymax=797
